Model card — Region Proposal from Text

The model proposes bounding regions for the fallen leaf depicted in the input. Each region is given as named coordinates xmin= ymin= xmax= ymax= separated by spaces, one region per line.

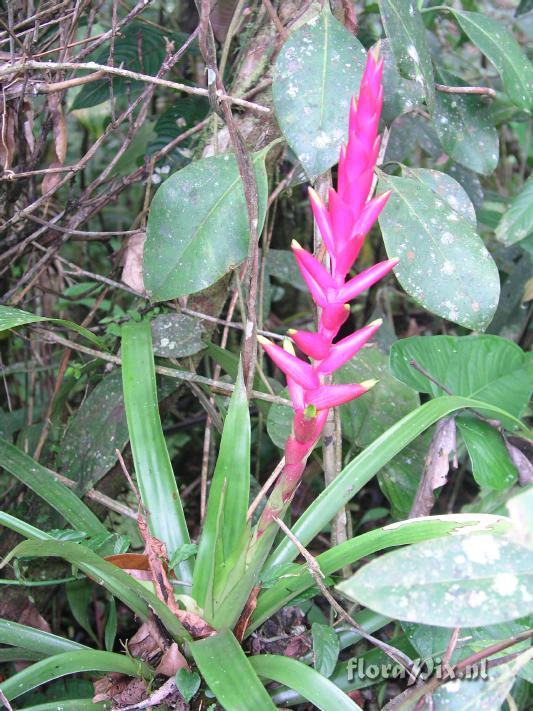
xmin=122 ymin=232 xmax=146 ymax=294
xmin=155 ymin=642 xmax=189 ymax=676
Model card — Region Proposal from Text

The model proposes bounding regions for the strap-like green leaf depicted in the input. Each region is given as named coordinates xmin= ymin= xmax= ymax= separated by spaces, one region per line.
xmin=0 ymin=650 xmax=152 ymax=701
xmin=251 ymin=514 xmax=510 ymax=631
xmin=267 ymin=396 xmax=527 ymax=569
xmin=0 ymin=618 xmax=88 ymax=656
xmin=193 ymin=362 xmax=251 ymax=620
xmin=0 ymin=304 xmax=107 ymax=350
xmin=121 ymin=320 xmax=192 ymax=585
xmin=0 ymin=438 xmax=107 ymax=537
xmin=250 ymin=654 xmax=362 ymax=711
xmin=190 ymin=628 xmax=276 ymax=711
xmin=2 ymin=540 xmax=190 ymax=643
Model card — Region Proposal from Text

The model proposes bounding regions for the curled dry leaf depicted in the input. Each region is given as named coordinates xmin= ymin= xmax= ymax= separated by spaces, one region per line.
xmin=506 ymin=437 xmax=533 ymax=486
xmin=22 ymin=99 xmax=35 ymax=155
xmin=155 ymin=642 xmax=189 ymax=676
xmin=41 ymin=160 xmax=65 ymax=195
xmin=0 ymin=105 xmax=16 ymax=171
xmin=47 ymin=92 xmax=67 ymax=164
xmin=93 ymin=673 xmax=148 ymax=706
xmin=410 ymin=416 xmax=457 ymax=518
xmin=122 ymin=231 xmax=147 ymax=294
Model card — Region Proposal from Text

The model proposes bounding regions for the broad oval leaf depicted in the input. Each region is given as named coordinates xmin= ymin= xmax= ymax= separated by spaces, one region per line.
xmin=457 ymin=416 xmax=517 ymax=490
xmin=496 ymin=175 xmax=533 ymax=246
xmin=451 ymin=10 xmax=533 ymax=111
xmin=432 ymin=648 xmax=533 ymax=710
xmin=401 ymin=167 xmax=476 ymax=225
xmin=144 ymin=151 xmax=268 ymax=300
xmin=311 ymin=623 xmax=340 ymax=678
xmin=433 ymin=70 xmax=499 ymax=176
xmin=378 ymin=0 xmax=435 ymax=109
xmin=378 ymin=173 xmax=500 ymax=330
xmin=272 ymin=6 xmax=366 ymax=179
xmin=58 ymin=370 xmax=129 ymax=494
xmin=151 ymin=313 xmax=206 ymax=358
xmin=380 ymin=39 xmax=424 ymax=123
xmin=336 ymin=533 xmax=533 ymax=627
xmin=389 ymin=335 xmax=532 ymax=421
xmin=337 ymin=346 xmax=420 ymax=448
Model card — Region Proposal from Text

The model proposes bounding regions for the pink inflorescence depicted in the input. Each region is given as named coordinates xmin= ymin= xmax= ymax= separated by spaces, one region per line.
xmin=258 ymin=47 xmax=398 ymax=496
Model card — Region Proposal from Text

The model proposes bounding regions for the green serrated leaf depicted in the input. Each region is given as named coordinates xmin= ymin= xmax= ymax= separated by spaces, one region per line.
xmin=272 ymin=6 xmax=366 ymax=179
xmin=72 ymin=24 xmax=185 ymax=110
xmin=144 ymin=151 xmax=268 ymax=300
xmin=378 ymin=173 xmax=500 ymax=330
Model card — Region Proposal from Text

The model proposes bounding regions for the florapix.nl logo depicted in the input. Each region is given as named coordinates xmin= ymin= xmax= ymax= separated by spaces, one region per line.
xmin=346 ymin=655 xmax=489 ymax=685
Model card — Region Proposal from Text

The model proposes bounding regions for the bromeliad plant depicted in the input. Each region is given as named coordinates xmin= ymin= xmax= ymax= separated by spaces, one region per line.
xmin=1 ymin=30 xmax=532 ymax=711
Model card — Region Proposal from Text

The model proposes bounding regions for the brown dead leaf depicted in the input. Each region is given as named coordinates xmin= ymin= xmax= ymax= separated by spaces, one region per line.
xmin=155 ymin=642 xmax=189 ymax=676
xmin=41 ymin=161 xmax=64 ymax=195
xmin=122 ymin=232 xmax=146 ymax=294
xmin=128 ymin=617 xmax=168 ymax=660
xmin=93 ymin=673 xmax=148 ymax=706
xmin=0 ymin=105 xmax=16 ymax=171
xmin=234 ymin=585 xmax=260 ymax=642
xmin=47 ymin=93 xmax=67 ymax=164
xmin=410 ymin=416 xmax=457 ymax=518
xmin=22 ymin=99 xmax=35 ymax=155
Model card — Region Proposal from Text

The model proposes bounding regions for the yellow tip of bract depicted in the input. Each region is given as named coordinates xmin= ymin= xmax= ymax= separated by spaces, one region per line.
xmin=291 ymin=239 xmax=302 ymax=250
xmin=283 ymin=338 xmax=296 ymax=355
xmin=372 ymin=41 xmax=381 ymax=61
xmin=257 ymin=335 xmax=270 ymax=346
xmin=369 ymin=318 xmax=383 ymax=327
xmin=344 ymin=304 xmax=351 ymax=311
xmin=287 ymin=328 xmax=297 ymax=335
xmin=361 ymin=379 xmax=379 ymax=390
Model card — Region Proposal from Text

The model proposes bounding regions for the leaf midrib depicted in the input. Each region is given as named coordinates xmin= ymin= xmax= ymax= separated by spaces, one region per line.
xmin=151 ymin=156 xmax=256 ymax=292
xmin=453 ymin=10 xmax=530 ymax=99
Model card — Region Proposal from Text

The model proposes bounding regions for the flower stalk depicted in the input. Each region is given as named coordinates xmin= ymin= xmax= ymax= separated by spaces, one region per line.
xmin=256 ymin=47 xmax=398 ymax=537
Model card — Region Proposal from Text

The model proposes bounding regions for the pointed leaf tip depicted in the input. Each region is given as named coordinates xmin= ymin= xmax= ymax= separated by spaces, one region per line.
xmin=361 ymin=379 xmax=379 ymax=390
